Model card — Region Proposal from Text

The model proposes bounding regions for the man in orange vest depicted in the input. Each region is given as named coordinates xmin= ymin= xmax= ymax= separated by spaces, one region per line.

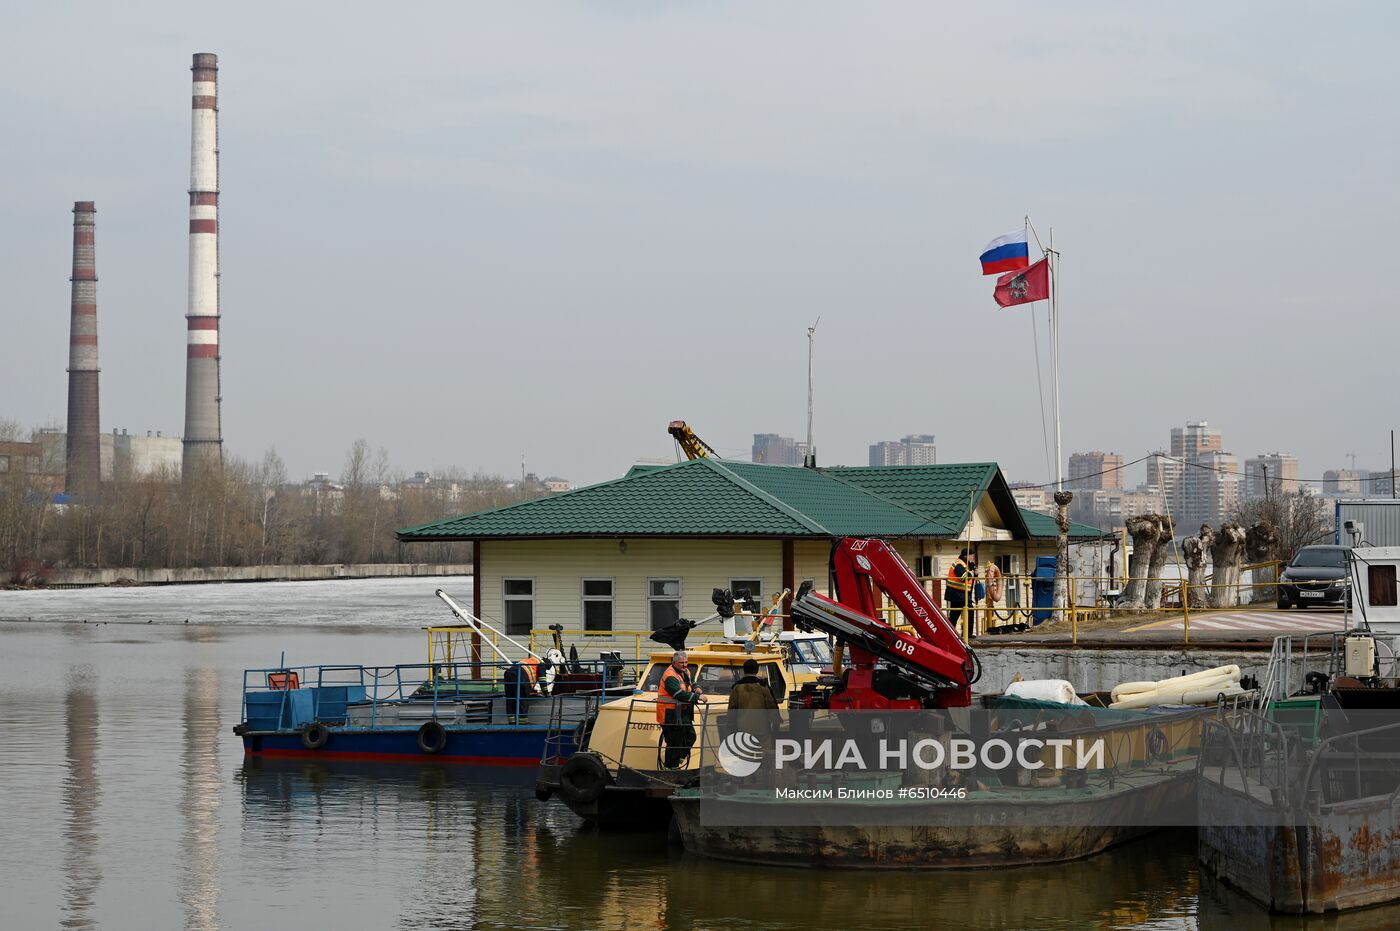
xmin=946 ymin=548 xmax=977 ymax=627
xmin=656 ymin=650 xmax=706 ymax=768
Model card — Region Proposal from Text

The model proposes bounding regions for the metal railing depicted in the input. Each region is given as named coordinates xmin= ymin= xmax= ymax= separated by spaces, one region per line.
xmin=1201 ymin=709 xmax=1400 ymax=812
xmin=240 ymin=657 xmax=644 ymax=731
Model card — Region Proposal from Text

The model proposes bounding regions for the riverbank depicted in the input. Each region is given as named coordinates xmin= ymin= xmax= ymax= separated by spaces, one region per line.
xmin=1 ymin=562 xmax=472 ymax=589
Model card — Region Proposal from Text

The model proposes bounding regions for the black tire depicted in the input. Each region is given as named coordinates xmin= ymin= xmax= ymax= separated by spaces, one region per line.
xmin=557 ymin=752 xmax=610 ymax=806
xmin=416 ymin=720 xmax=448 ymax=754
xmin=300 ymin=722 xmax=329 ymax=750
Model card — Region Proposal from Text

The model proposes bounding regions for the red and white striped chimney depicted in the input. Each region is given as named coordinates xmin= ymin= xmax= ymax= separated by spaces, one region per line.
xmin=182 ymin=52 xmax=223 ymax=474
xmin=66 ymin=201 xmax=101 ymax=498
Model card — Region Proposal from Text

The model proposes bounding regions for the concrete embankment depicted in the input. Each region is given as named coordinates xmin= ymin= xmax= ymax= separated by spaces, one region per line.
xmin=974 ymin=646 xmax=1274 ymax=694
xmin=4 ymin=563 xmax=472 ymax=589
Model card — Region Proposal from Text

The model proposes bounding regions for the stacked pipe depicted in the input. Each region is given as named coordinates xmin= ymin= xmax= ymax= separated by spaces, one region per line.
xmin=1109 ymin=665 xmax=1244 ymax=709
xmin=66 ymin=201 xmax=101 ymax=498
xmin=182 ymin=52 xmax=223 ymax=474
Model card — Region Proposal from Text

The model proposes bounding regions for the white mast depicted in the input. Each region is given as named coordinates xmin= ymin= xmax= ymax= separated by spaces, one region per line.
xmin=804 ymin=317 xmax=820 ymax=468
xmin=1050 ymin=227 xmax=1061 ymax=490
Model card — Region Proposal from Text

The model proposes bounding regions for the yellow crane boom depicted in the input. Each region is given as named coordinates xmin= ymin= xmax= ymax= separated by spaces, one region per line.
xmin=667 ymin=421 xmax=720 ymax=460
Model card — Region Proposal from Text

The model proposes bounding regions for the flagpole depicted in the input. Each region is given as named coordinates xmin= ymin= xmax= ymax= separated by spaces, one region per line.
xmin=1050 ymin=227 xmax=1061 ymax=490
xmin=1048 ymin=226 xmax=1072 ymax=616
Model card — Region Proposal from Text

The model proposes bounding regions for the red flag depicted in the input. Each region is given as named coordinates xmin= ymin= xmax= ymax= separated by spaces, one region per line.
xmin=992 ymin=257 xmax=1049 ymax=308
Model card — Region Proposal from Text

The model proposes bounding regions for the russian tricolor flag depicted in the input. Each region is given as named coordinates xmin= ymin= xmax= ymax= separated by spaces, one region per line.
xmin=979 ymin=230 xmax=1030 ymax=276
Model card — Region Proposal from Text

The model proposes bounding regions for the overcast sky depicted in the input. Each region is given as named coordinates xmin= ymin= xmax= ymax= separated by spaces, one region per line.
xmin=3 ymin=2 xmax=1397 ymax=488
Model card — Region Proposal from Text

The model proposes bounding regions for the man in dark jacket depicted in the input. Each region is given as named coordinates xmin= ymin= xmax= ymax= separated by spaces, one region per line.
xmin=729 ymin=659 xmax=779 ymax=711
xmin=726 ymin=658 xmax=779 ymax=737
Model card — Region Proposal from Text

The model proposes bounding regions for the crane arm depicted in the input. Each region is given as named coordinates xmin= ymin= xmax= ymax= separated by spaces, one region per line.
xmin=790 ymin=538 xmax=974 ymax=709
xmin=667 ymin=420 xmax=720 ymax=460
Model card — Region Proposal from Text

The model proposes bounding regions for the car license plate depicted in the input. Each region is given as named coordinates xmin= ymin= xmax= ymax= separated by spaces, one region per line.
xmin=1300 ymin=591 xmax=1324 ymax=599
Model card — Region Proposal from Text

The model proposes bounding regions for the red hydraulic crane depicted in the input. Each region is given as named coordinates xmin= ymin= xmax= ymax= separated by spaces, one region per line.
xmin=791 ymin=538 xmax=978 ymax=709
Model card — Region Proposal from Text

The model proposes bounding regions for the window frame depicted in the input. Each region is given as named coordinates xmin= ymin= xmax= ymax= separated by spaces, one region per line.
xmin=502 ymin=577 xmax=536 ymax=637
xmin=1369 ymin=565 xmax=1398 ymax=607
xmin=728 ymin=577 xmax=764 ymax=614
xmin=648 ymin=577 xmax=683 ymax=631
xmin=580 ymin=577 xmax=615 ymax=632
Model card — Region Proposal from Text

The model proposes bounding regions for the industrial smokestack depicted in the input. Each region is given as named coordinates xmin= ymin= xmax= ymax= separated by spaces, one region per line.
xmin=183 ymin=52 xmax=223 ymax=475
xmin=66 ymin=201 xmax=101 ymax=498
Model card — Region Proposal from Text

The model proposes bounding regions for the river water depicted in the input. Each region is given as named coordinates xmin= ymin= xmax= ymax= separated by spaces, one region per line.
xmin=2 ymin=578 xmax=1398 ymax=930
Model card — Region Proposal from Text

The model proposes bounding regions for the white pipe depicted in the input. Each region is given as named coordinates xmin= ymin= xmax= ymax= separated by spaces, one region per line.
xmin=435 ymin=589 xmax=542 ymax=660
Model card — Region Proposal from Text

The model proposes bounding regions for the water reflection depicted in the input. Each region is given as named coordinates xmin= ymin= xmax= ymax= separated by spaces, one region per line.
xmin=181 ymin=667 xmax=222 ymax=931
xmin=1196 ymin=871 xmax=1400 ymax=930
xmin=61 ymin=666 xmax=100 ymax=931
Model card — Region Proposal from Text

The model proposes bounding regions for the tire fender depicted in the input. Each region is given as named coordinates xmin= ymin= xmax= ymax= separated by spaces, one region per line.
xmin=557 ymin=752 xmax=610 ymax=806
xmin=301 ymin=722 xmax=330 ymax=750
xmin=417 ymin=720 xmax=449 ymax=754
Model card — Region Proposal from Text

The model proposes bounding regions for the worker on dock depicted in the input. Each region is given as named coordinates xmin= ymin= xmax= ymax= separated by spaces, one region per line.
xmin=946 ymin=549 xmax=977 ymax=628
xmin=726 ymin=656 xmax=779 ymax=740
xmin=656 ymin=650 xmax=706 ymax=768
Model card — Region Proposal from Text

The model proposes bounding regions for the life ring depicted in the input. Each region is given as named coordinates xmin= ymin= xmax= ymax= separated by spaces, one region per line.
xmin=417 ymin=720 xmax=449 ymax=754
xmin=300 ymin=722 xmax=329 ymax=750
xmin=557 ymin=752 xmax=610 ymax=806
xmin=986 ymin=565 xmax=1004 ymax=603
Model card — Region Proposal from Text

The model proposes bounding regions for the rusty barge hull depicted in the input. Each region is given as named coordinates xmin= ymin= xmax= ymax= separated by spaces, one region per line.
xmin=670 ymin=768 xmax=1194 ymax=869
xmin=1199 ymin=777 xmax=1400 ymax=913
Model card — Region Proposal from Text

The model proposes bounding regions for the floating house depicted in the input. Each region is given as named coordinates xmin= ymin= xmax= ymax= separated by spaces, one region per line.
xmin=397 ymin=459 xmax=1106 ymax=638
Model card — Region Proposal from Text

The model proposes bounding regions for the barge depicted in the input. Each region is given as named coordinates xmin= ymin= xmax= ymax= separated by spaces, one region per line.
xmin=670 ymin=699 xmax=1215 ymax=868
xmin=235 ymin=591 xmax=636 ymax=766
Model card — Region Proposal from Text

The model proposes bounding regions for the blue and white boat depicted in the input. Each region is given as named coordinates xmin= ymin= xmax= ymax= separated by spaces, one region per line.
xmin=235 ymin=591 xmax=637 ymax=766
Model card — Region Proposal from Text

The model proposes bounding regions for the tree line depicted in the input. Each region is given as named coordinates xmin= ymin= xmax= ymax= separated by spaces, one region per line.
xmin=1 ymin=427 xmax=544 ymax=580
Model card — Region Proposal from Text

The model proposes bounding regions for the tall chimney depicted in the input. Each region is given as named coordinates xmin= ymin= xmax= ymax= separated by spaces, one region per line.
xmin=66 ymin=201 xmax=101 ymax=498
xmin=183 ymin=52 xmax=223 ymax=475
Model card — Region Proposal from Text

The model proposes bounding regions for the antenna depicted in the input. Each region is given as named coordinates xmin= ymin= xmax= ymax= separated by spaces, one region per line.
xmin=1348 ymin=450 xmax=1358 ymax=472
xmin=804 ymin=318 xmax=820 ymax=469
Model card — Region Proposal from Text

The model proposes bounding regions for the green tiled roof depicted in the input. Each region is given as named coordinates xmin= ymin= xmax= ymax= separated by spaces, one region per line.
xmin=397 ymin=458 xmax=1105 ymax=542
xmin=822 ymin=463 xmax=1025 ymax=537
xmin=1016 ymin=506 xmax=1113 ymax=541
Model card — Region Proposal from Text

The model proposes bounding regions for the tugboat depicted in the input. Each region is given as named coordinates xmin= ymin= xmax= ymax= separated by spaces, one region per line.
xmin=535 ymin=587 xmax=819 ymax=828
xmin=664 ymin=538 xmax=1227 ymax=867
xmin=234 ymin=591 xmax=636 ymax=766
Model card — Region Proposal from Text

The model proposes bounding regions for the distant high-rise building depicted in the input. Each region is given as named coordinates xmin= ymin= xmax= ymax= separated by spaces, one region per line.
xmin=1067 ymin=451 xmax=1124 ymax=491
xmin=1324 ymin=469 xmax=1369 ymax=495
xmin=868 ymin=434 xmax=938 ymax=467
xmin=1180 ymin=450 xmax=1239 ymax=529
xmin=1372 ymin=471 xmax=1397 ymax=497
xmin=751 ymin=434 xmax=807 ymax=466
xmin=1145 ymin=452 xmax=1182 ymax=502
xmin=1008 ymin=482 xmax=1053 ymax=516
xmin=1166 ymin=422 xmax=1239 ymax=529
xmin=1243 ymin=453 xmax=1300 ymax=500
xmin=1171 ymin=421 xmax=1222 ymax=459
xmin=868 ymin=441 xmax=903 ymax=467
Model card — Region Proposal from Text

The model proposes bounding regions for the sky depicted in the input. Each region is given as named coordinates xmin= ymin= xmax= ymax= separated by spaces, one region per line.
xmin=3 ymin=1 xmax=1398 ymax=488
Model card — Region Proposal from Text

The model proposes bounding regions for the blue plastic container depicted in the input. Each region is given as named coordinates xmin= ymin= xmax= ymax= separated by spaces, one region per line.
xmin=1031 ymin=556 xmax=1058 ymax=625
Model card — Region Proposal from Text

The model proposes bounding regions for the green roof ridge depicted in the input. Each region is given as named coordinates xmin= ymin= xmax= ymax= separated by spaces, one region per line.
xmin=825 ymin=462 xmax=998 ymax=532
xmin=701 ymin=459 xmax=833 ymax=535
xmin=814 ymin=466 xmax=954 ymax=536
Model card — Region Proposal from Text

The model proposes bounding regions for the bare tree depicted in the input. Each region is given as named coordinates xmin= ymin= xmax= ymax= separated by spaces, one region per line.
xmin=1210 ymin=522 xmax=1247 ymax=608
xmin=1142 ymin=515 xmax=1175 ymax=609
xmin=1233 ymin=492 xmax=1332 ymax=564
xmin=1120 ymin=514 xmax=1161 ymax=610
xmin=1182 ymin=524 xmax=1214 ymax=608
xmin=1245 ymin=521 xmax=1281 ymax=604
